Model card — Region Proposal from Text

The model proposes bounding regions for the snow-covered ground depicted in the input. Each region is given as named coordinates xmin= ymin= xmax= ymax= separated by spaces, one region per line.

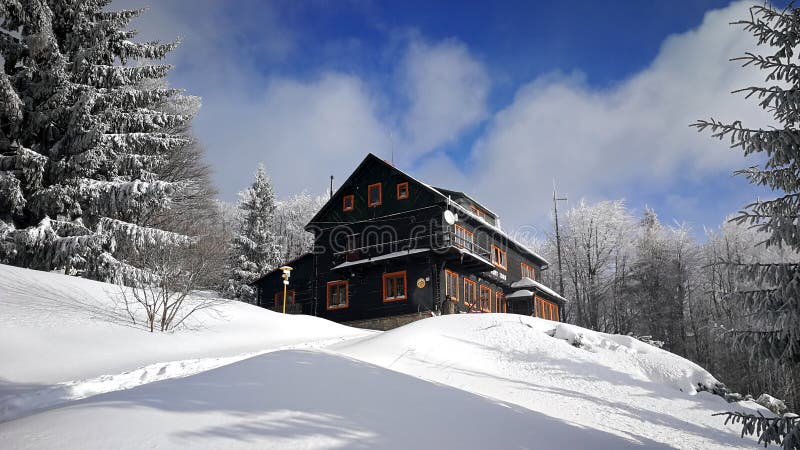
xmin=0 ymin=264 xmax=370 ymax=422
xmin=0 ymin=264 xmax=770 ymax=449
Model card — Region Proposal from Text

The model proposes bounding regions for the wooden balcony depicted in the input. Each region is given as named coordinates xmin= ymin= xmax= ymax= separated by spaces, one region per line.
xmin=331 ymin=229 xmax=493 ymax=273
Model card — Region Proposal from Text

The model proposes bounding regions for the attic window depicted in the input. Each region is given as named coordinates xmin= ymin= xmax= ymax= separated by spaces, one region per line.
xmin=491 ymin=245 xmax=507 ymax=270
xmin=343 ymin=195 xmax=354 ymax=212
xmin=368 ymin=183 xmax=382 ymax=207
xmin=470 ymin=205 xmax=486 ymax=219
xmin=397 ymin=182 xmax=409 ymax=200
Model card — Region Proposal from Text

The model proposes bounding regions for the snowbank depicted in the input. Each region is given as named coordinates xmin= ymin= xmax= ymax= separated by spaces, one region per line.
xmin=333 ymin=314 xmax=770 ymax=449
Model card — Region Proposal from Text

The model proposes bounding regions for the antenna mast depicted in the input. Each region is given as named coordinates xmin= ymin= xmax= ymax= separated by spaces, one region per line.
xmin=330 ymin=175 xmax=334 ymax=199
xmin=389 ymin=131 xmax=394 ymax=165
xmin=553 ymin=182 xmax=567 ymax=296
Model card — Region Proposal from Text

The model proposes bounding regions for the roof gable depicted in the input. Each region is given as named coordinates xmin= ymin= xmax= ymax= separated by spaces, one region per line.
xmin=303 ymin=153 xmax=550 ymax=267
xmin=305 ymin=153 xmax=443 ymax=229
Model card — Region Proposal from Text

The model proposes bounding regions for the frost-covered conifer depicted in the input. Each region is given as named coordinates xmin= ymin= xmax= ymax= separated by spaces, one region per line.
xmin=0 ymin=1 xmax=195 ymax=283
xmin=694 ymin=3 xmax=800 ymax=365
xmin=228 ymin=165 xmax=282 ymax=300
xmin=694 ymin=3 xmax=800 ymax=446
xmin=273 ymin=191 xmax=326 ymax=260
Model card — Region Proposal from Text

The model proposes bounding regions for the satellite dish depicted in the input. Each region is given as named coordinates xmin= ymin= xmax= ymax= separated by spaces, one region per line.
xmin=444 ymin=210 xmax=457 ymax=225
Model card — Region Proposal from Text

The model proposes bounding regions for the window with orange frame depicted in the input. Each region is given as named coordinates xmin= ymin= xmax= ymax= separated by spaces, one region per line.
xmin=463 ymin=278 xmax=477 ymax=309
xmin=342 ymin=194 xmax=354 ymax=212
xmin=496 ymin=292 xmax=506 ymax=313
xmin=520 ymin=262 xmax=535 ymax=280
xmin=534 ymin=296 xmax=559 ymax=321
xmin=368 ymin=182 xmax=382 ymax=207
xmin=479 ymin=285 xmax=491 ymax=312
xmin=382 ymin=271 xmax=407 ymax=303
xmin=445 ymin=270 xmax=459 ymax=301
xmin=396 ymin=182 xmax=409 ymax=200
xmin=326 ymin=280 xmax=349 ymax=310
xmin=491 ymin=245 xmax=507 ymax=270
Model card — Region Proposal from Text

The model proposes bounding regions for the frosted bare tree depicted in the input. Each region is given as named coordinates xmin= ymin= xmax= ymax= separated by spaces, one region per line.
xmin=120 ymin=238 xmax=225 ymax=332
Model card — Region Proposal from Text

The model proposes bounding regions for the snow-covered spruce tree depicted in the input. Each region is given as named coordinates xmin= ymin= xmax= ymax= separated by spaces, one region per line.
xmin=693 ymin=4 xmax=800 ymax=448
xmin=0 ymin=1 xmax=194 ymax=283
xmin=228 ymin=165 xmax=282 ymax=301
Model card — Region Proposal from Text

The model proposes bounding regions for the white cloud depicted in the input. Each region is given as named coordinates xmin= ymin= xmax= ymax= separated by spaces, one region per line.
xmin=398 ymin=38 xmax=490 ymax=158
xmin=423 ymin=0 xmax=773 ymax=230
xmin=111 ymin=1 xmax=490 ymax=199
xmin=197 ymin=73 xmax=390 ymax=198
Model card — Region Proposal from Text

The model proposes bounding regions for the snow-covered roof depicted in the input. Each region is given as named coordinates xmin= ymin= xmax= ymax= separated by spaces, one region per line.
xmin=507 ymin=289 xmax=534 ymax=299
xmin=430 ymin=186 xmax=499 ymax=219
xmin=251 ymin=252 xmax=313 ymax=285
xmin=332 ymin=248 xmax=430 ymax=270
xmin=510 ymin=277 xmax=567 ymax=303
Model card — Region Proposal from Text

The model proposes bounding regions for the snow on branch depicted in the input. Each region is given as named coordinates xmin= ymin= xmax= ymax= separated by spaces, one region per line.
xmin=96 ymin=88 xmax=182 ymax=111
xmin=78 ymin=65 xmax=172 ymax=88
xmin=100 ymin=133 xmax=190 ymax=155
xmin=103 ymin=110 xmax=189 ymax=134
xmin=79 ymin=178 xmax=176 ymax=217
xmin=116 ymin=39 xmax=180 ymax=62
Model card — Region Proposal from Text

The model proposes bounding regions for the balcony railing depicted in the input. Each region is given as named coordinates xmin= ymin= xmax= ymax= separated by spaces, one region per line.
xmin=332 ymin=229 xmax=491 ymax=266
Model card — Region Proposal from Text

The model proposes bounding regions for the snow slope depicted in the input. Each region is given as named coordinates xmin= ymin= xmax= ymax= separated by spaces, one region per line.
xmin=333 ymin=315 xmax=769 ymax=449
xmin=0 ymin=264 xmax=770 ymax=449
xmin=0 ymin=264 xmax=370 ymax=421
xmin=0 ymin=350 xmax=674 ymax=450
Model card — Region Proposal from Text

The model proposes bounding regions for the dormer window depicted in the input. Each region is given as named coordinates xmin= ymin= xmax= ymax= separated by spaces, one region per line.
xmin=397 ymin=182 xmax=409 ymax=200
xmin=470 ymin=205 xmax=486 ymax=220
xmin=368 ymin=183 xmax=382 ymax=207
xmin=343 ymin=195 xmax=354 ymax=212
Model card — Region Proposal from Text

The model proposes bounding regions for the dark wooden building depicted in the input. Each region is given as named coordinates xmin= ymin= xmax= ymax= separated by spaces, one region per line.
xmin=253 ymin=153 xmax=566 ymax=329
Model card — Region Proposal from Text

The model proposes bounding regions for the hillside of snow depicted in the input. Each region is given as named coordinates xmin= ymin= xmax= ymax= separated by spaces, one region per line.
xmin=0 ymin=264 xmax=771 ymax=449
xmin=0 ymin=264 xmax=370 ymax=422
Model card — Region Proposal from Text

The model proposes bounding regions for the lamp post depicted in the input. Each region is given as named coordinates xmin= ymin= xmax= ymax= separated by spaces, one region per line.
xmin=280 ymin=266 xmax=293 ymax=314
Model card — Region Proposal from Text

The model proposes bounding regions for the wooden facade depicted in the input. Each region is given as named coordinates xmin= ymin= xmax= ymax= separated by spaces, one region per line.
xmin=253 ymin=153 xmax=567 ymax=325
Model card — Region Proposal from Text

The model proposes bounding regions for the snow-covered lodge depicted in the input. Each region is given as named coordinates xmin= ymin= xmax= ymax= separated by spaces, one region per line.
xmin=253 ymin=153 xmax=566 ymax=329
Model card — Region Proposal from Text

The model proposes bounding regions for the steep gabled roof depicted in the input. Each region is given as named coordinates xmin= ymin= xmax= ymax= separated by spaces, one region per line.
xmin=304 ymin=153 xmax=550 ymax=267
xmin=305 ymin=153 xmax=446 ymax=227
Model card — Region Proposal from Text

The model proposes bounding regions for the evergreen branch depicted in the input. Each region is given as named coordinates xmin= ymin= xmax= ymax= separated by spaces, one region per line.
xmin=714 ymin=409 xmax=800 ymax=448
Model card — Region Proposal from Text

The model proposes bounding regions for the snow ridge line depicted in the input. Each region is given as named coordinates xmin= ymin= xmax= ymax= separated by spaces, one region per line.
xmin=0 ymin=335 xmax=364 ymax=424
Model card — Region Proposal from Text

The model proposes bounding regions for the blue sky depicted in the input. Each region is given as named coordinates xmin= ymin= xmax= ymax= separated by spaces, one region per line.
xmin=118 ymin=0 xmax=780 ymax=237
